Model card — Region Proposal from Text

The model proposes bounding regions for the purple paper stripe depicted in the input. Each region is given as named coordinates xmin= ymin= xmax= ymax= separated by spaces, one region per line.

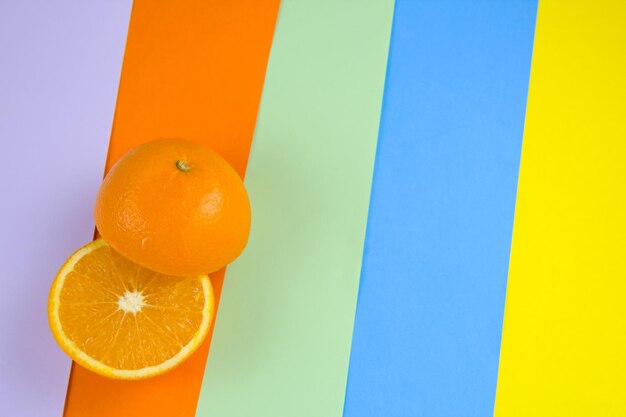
xmin=0 ymin=1 xmax=131 ymax=416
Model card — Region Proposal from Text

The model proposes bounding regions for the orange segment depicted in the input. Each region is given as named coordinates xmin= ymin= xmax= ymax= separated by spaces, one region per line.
xmin=48 ymin=239 xmax=214 ymax=380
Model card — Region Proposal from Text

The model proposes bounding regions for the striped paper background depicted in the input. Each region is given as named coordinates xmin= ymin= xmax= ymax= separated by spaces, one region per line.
xmin=1 ymin=1 xmax=625 ymax=416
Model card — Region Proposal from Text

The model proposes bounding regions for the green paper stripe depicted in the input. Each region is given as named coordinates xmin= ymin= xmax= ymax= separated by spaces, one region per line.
xmin=196 ymin=1 xmax=394 ymax=416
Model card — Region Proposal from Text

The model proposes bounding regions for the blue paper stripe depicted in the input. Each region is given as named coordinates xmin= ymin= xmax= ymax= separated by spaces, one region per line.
xmin=343 ymin=2 xmax=538 ymax=416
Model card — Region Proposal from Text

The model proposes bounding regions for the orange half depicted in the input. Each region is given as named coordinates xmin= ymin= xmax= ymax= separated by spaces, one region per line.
xmin=48 ymin=239 xmax=214 ymax=380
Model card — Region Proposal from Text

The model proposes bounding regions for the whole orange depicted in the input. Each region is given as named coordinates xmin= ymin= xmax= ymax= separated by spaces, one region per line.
xmin=94 ymin=139 xmax=251 ymax=276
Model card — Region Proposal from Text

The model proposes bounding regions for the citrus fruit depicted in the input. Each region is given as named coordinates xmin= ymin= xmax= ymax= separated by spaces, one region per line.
xmin=48 ymin=239 xmax=214 ymax=380
xmin=94 ymin=138 xmax=251 ymax=276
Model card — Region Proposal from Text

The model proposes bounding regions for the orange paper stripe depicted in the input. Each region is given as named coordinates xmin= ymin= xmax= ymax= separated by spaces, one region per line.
xmin=63 ymin=1 xmax=279 ymax=416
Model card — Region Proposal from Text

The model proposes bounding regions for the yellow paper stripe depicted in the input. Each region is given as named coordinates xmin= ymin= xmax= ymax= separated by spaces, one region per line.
xmin=495 ymin=1 xmax=626 ymax=416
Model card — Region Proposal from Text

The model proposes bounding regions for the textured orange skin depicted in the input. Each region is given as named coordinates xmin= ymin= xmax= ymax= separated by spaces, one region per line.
xmin=94 ymin=139 xmax=251 ymax=276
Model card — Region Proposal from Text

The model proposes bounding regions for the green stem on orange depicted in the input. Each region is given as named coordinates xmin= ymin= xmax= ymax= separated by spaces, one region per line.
xmin=176 ymin=160 xmax=191 ymax=172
